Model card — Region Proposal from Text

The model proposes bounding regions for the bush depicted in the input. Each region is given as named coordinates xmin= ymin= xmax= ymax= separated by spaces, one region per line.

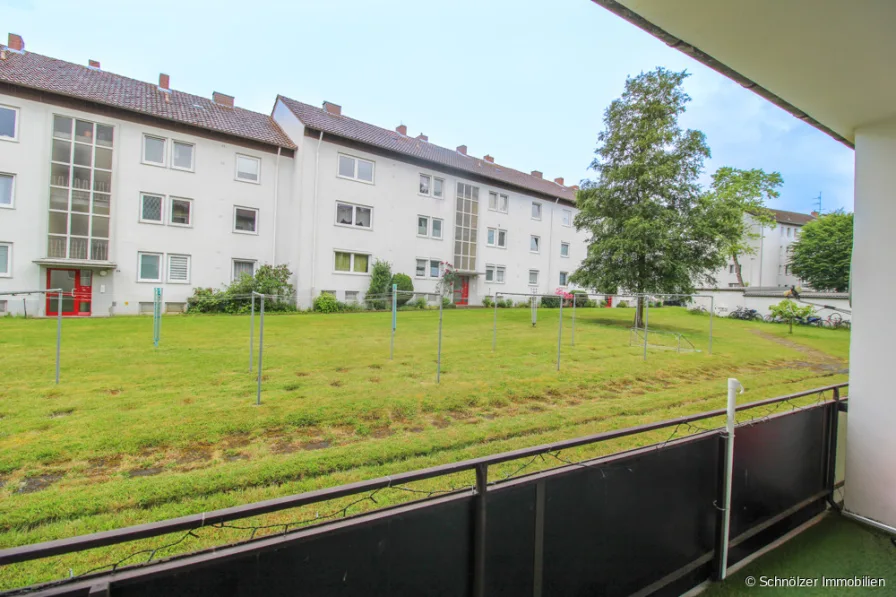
xmin=313 ymin=292 xmax=340 ymax=313
xmin=569 ymin=290 xmax=590 ymax=307
xmin=515 ymin=300 xmax=530 ymax=308
xmin=540 ymin=296 xmax=561 ymax=308
xmin=412 ymin=296 xmax=428 ymax=310
xmin=390 ymin=273 xmax=414 ymax=306
xmin=188 ymin=264 xmax=296 ymax=314
xmin=500 ymin=299 xmax=514 ymax=308
xmin=441 ymin=297 xmax=456 ymax=309
xmin=617 ymin=300 xmax=629 ymax=308
xmin=482 ymin=296 xmax=494 ymax=308
xmin=599 ymin=299 xmax=608 ymax=307
xmin=366 ymin=259 xmax=392 ymax=310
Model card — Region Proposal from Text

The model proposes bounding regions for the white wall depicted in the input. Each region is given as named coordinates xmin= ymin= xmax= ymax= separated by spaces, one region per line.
xmin=689 ymin=289 xmax=851 ymax=319
xmin=846 ymin=121 xmax=896 ymax=529
xmin=0 ymin=92 xmax=294 ymax=316
xmin=709 ymin=214 xmax=807 ymax=289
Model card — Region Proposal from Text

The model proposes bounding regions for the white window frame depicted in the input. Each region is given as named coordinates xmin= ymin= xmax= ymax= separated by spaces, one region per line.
xmin=169 ymin=197 xmax=193 ymax=227
xmin=530 ymin=235 xmax=541 ymax=254
xmin=0 ymin=105 xmax=19 ymax=142
xmin=561 ymin=209 xmax=572 ymax=227
xmin=0 ymin=242 xmax=11 ymax=277
xmin=418 ymin=173 xmax=446 ymax=197
xmin=0 ymin=172 xmax=15 ymax=209
xmin=335 ymin=201 xmax=373 ymax=230
xmin=233 ymin=206 xmax=259 ymax=235
xmin=345 ymin=290 xmax=359 ymax=303
xmin=559 ymin=271 xmax=569 ymax=286
xmin=415 ymin=258 xmax=427 ymax=278
xmin=560 ymin=242 xmax=570 ymax=258
xmin=416 ymin=215 xmax=443 ymax=239
xmin=431 ymin=217 xmax=443 ymax=239
xmin=142 ymin=134 xmax=167 ymax=167
xmin=139 ymin=192 xmax=165 ymax=224
xmin=485 ymin=264 xmax=506 ymax=284
xmin=166 ymin=254 xmax=191 ymax=284
xmin=333 ymin=250 xmax=372 ymax=275
xmin=232 ymin=259 xmax=257 ymax=281
xmin=137 ymin=251 xmax=163 ymax=283
xmin=531 ymin=201 xmax=542 ymax=220
xmin=433 ymin=176 xmax=445 ymax=198
xmin=528 ymin=269 xmax=539 ymax=286
xmin=488 ymin=191 xmax=509 ymax=213
xmin=487 ymin=227 xmax=508 ymax=249
xmin=235 ymin=154 xmax=261 ymax=184
xmin=170 ymin=140 xmax=195 ymax=172
xmin=337 ymin=153 xmax=375 ymax=184
xmin=415 ymin=258 xmax=442 ymax=278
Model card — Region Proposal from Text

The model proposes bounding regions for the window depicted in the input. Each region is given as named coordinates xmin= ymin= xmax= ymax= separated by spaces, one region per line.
xmin=787 ymin=227 xmax=793 ymax=238
xmin=417 ymin=216 xmax=429 ymax=236
xmin=559 ymin=271 xmax=568 ymax=286
xmin=236 ymin=154 xmax=260 ymax=183
xmin=346 ymin=291 xmax=359 ymax=303
xmin=232 ymin=259 xmax=256 ymax=281
xmin=0 ymin=242 xmax=10 ymax=276
xmin=170 ymin=198 xmax=192 ymax=226
xmin=167 ymin=254 xmax=191 ymax=283
xmin=337 ymin=154 xmax=374 ymax=183
xmin=430 ymin=259 xmax=441 ymax=278
xmin=433 ymin=177 xmax=444 ymax=198
xmin=0 ymin=173 xmax=14 ymax=208
xmin=334 ymin=251 xmax=370 ymax=273
xmin=143 ymin=135 xmax=166 ymax=166
xmin=336 ymin=202 xmax=372 ymax=228
xmin=487 ymin=227 xmax=508 ymax=248
xmin=416 ymin=258 xmax=426 ymax=277
xmin=419 ymin=174 xmax=431 ymax=195
xmin=488 ymin=191 xmax=509 ymax=213
xmin=454 ymin=182 xmax=479 ymax=271
xmin=531 ymin=202 xmax=542 ymax=220
xmin=0 ymin=300 xmax=6 ymax=313
xmin=172 ymin=141 xmax=194 ymax=171
xmin=485 ymin=264 xmax=506 ymax=283
xmin=785 ymin=264 xmax=792 ymax=275
xmin=138 ymin=252 xmax=162 ymax=282
xmin=432 ymin=218 xmax=443 ymax=239
xmin=49 ymin=116 xmax=113 ymax=261
xmin=560 ymin=242 xmax=570 ymax=258
xmin=419 ymin=175 xmax=445 ymax=197
xmin=140 ymin=193 xmax=164 ymax=223
xmin=417 ymin=216 xmax=443 ymax=238
xmin=529 ymin=269 xmax=539 ymax=286
xmin=561 ymin=209 xmax=572 ymax=226
xmin=0 ymin=105 xmax=18 ymax=140
xmin=530 ymin=235 xmax=540 ymax=253
xmin=234 ymin=207 xmax=258 ymax=234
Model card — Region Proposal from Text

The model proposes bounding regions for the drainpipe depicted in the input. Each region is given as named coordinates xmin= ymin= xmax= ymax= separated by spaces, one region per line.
xmin=271 ymin=147 xmax=282 ymax=264
xmin=310 ymin=130 xmax=324 ymax=303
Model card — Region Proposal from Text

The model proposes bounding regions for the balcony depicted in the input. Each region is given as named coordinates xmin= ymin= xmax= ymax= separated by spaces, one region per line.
xmin=40 ymin=236 xmax=114 ymax=269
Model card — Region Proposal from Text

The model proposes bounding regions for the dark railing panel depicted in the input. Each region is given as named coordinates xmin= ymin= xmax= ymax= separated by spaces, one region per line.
xmin=540 ymin=435 xmax=719 ymax=597
xmin=484 ymin=483 xmax=537 ymax=596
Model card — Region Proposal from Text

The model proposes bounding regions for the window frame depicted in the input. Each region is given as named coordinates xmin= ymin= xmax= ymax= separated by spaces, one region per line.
xmin=335 ymin=201 xmax=373 ymax=230
xmin=0 ymin=104 xmax=19 ymax=142
xmin=560 ymin=242 xmax=570 ymax=258
xmin=166 ymin=253 xmax=192 ymax=284
xmin=137 ymin=251 xmax=163 ymax=283
xmin=488 ymin=191 xmax=509 ymax=213
xmin=139 ymin=192 xmax=165 ymax=225
xmin=0 ymin=242 xmax=11 ymax=277
xmin=416 ymin=215 xmax=443 ymax=239
xmin=232 ymin=258 xmax=257 ymax=281
xmin=141 ymin=134 xmax=167 ymax=167
xmin=415 ymin=258 xmax=427 ymax=278
xmin=528 ymin=269 xmax=539 ymax=286
xmin=561 ymin=209 xmax=572 ymax=227
xmin=530 ymin=235 xmax=541 ymax=254
xmin=169 ymin=197 xmax=193 ymax=227
xmin=559 ymin=271 xmax=569 ymax=286
xmin=487 ymin=227 xmax=508 ymax=249
xmin=531 ymin=201 xmax=543 ymax=220
xmin=170 ymin=140 xmax=195 ymax=172
xmin=485 ymin=264 xmax=506 ymax=284
xmin=235 ymin=154 xmax=262 ymax=184
xmin=0 ymin=172 xmax=15 ymax=209
xmin=337 ymin=153 xmax=375 ymax=184
xmin=233 ymin=206 xmax=259 ymax=235
xmin=333 ymin=250 xmax=372 ymax=275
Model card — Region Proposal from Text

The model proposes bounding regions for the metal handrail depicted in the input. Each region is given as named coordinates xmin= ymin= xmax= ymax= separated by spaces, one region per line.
xmin=0 ymin=382 xmax=848 ymax=567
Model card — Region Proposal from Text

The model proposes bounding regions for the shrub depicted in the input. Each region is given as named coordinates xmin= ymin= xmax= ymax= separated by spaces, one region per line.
xmin=599 ymin=299 xmax=609 ymax=307
xmin=390 ymin=273 xmax=414 ymax=306
xmin=515 ymin=300 xmax=530 ymax=308
xmin=313 ymin=292 xmax=341 ymax=313
xmin=187 ymin=264 xmax=296 ymax=314
xmin=413 ymin=296 xmax=428 ymax=310
xmin=540 ymin=296 xmax=561 ymax=308
xmin=769 ymin=299 xmax=815 ymax=334
xmin=482 ymin=296 xmax=494 ymax=308
xmin=500 ymin=299 xmax=514 ymax=308
xmin=441 ymin=297 xmax=456 ymax=309
xmin=617 ymin=300 xmax=629 ymax=308
xmin=366 ymin=259 xmax=392 ymax=310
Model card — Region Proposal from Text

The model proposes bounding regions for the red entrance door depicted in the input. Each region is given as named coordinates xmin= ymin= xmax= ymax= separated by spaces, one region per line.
xmin=455 ymin=276 xmax=470 ymax=306
xmin=46 ymin=269 xmax=92 ymax=316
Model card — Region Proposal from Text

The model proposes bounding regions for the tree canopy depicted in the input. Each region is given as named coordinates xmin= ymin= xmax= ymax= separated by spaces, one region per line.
xmin=789 ymin=212 xmax=853 ymax=292
xmin=571 ymin=68 xmax=729 ymax=324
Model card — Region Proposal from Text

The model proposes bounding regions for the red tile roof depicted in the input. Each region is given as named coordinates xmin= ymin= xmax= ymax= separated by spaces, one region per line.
xmin=771 ymin=209 xmax=816 ymax=226
xmin=278 ymin=96 xmax=576 ymax=202
xmin=0 ymin=48 xmax=295 ymax=149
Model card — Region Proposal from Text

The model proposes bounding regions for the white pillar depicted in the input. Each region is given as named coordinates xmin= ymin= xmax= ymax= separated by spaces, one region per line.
xmin=846 ymin=121 xmax=896 ymax=530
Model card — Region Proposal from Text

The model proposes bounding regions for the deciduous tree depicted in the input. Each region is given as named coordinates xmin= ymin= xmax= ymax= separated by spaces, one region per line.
xmin=789 ymin=212 xmax=853 ymax=292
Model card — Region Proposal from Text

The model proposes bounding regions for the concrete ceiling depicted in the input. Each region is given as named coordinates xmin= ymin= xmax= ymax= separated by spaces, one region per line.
xmin=596 ymin=0 xmax=896 ymax=146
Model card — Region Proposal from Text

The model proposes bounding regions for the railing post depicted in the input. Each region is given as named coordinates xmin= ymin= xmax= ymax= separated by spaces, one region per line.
xmin=472 ymin=463 xmax=488 ymax=597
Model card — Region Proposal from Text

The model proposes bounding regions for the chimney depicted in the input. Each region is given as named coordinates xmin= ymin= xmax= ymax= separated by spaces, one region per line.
xmin=213 ymin=92 xmax=234 ymax=108
xmin=7 ymin=33 xmax=24 ymax=52
xmin=159 ymin=73 xmax=170 ymax=91
xmin=416 ymin=133 xmax=428 ymax=142
xmin=531 ymin=170 xmax=543 ymax=179
xmin=571 ymin=185 xmax=580 ymax=191
xmin=323 ymin=101 xmax=342 ymax=116
xmin=88 ymin=59 xmax=101 ymax=69
xmin=484 ymin=155 xmax=494 ymax=163
xmin=554 ymin=177 xmax=564 ymax=186
xmin=396 ymin=124 xmax=407 ymax=136
xmin=456 ymin=145 xmax=467 ymax=155
xmin=810 ymin=211 xmax=819 ymax=217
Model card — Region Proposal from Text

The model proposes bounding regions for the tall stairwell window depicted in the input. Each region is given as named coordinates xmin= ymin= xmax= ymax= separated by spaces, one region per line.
xmin=454 ymin=182 xmax=479 ymax=271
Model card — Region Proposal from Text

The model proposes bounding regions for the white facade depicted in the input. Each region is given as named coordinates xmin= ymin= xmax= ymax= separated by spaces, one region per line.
xmin=0 ymin=93 xmax=294 ymax=316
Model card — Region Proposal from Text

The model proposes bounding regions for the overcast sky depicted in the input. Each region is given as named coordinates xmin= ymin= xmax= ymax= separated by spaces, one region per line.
xmin=4 ymin=0 xmax=855 ymax=213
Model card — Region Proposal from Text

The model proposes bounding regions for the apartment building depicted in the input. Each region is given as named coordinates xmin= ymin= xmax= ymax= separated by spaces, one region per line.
xmin=711 ymin=209 xmax=816 ymax=289
xmin=0 ymin=34 xmax=584 ymax=315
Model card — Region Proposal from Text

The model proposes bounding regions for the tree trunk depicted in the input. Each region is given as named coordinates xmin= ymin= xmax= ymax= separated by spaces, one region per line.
xmin=636 ymin=296 xmax=645 ymax=329
xmin=732 ymin=252 xmax=745 ymax=287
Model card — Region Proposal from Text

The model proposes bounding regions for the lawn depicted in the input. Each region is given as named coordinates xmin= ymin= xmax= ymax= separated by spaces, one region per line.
xmin=0 ymin=306 xmax=850 ymax=589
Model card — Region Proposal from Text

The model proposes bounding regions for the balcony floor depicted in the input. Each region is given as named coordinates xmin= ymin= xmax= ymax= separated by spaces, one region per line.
xmin=701 ymin=514 xmax=894 ymax=596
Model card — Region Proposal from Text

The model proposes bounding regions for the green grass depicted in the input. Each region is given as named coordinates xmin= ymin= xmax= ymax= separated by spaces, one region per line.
xmin=701 ymin=515 xmax=895 ymax=596
xmin=0 ymin=307 xmax=850 ymax=588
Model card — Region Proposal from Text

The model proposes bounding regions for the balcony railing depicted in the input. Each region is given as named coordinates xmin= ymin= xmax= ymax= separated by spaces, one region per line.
xmin=45 ymin=237 xmax=110 ymax=261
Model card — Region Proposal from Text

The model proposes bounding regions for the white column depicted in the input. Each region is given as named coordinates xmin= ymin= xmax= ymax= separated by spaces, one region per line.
xmin=846 ymin=121 xmax=896 ymax=530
